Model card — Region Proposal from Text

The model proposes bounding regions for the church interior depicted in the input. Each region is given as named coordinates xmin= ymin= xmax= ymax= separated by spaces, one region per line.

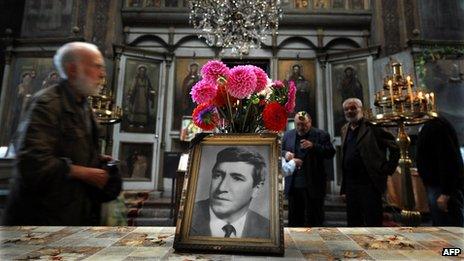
xmin=0 ymin=0 xmax=463 ymax=259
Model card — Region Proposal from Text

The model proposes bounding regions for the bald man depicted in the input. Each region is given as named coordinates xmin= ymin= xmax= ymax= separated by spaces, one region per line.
xmin=3 ymin=42 xmax=121 ymax=225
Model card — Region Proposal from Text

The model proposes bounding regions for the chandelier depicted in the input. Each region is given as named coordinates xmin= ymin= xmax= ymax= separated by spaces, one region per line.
xmin=189 ymin=0 xmax=283 ymax=56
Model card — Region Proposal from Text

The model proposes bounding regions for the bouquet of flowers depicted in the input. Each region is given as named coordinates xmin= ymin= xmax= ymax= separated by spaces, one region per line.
xmin=190 ymin=60 xmax=296 ymax=133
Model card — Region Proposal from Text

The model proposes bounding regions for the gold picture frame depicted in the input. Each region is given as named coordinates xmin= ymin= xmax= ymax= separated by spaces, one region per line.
xmin=174 ymin=133 xmax=284 ymax=256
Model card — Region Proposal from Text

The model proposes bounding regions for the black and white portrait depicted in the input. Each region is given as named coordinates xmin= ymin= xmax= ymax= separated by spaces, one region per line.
xmin=190 ymin=146 xmax=270 ymax=238
xmin=174 ymin=134 xmax=283 ymax=255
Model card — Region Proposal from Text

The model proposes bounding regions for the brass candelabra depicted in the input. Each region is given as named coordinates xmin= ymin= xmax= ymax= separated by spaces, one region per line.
xmin=88 ymin=82 xmax=122 ymax=125
xmin=365 ymin=61 xmax=437 ymax=226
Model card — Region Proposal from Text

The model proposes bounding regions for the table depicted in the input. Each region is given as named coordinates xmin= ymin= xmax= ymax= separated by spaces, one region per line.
xmin=1 ymin=226 xmax=463 ymax=260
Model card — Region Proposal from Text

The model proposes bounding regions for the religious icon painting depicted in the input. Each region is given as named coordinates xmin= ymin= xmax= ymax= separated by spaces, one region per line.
xmin=21 ymin=0 xmax=76 ymax=38
xmin=277 ymin=59 xmax=316 ymax=121
xmin=332 ymin=0 xmax=346 ymax=9
xmin=118 ymin=142 xmax=153 ymax=180
xmin=120 ymin=58 xmax=161 ymax=133
xmin=294 ymin=0 xmax=309 ymax=9
xmin=331 ymin=59 xmax=369 ymax=136
xmin=314 ymin=0 xmax=330 ymax=9
xmin=0 ymin=57 xmax=60 ymax=145
xmin=351 ymin=0 xmax=366 ymax=10
xmin=174 ymin=134 xmax=284 ymax=255
xmin=179 ymin=116 xmax=201 ymax=142
xmin=173 ymin=58 xmax=210 ymax=131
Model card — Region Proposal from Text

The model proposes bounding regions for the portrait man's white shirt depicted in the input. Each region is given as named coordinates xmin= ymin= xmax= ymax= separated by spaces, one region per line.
xmin=209 ymin=207 xmax=248 ymax=237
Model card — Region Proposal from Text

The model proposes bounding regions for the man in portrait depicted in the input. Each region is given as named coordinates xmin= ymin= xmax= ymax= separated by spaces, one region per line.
xmin=190 ymin=147 xmax=270 ymax=238
xmin=181 ymin=62 xmax=201 ymax=116
xmin=126 ymin=65 xmax=155 ymax=128
xmin=286 ymin=64 xmax=311 ymax=114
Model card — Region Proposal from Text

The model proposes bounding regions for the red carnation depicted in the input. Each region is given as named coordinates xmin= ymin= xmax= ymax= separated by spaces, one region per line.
xmin=263 ymin=102 xmax=287 ymax=131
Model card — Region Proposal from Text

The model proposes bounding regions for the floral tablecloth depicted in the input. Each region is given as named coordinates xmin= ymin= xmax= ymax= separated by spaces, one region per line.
xmin=1 ymin=226 xmax=463 ymax=260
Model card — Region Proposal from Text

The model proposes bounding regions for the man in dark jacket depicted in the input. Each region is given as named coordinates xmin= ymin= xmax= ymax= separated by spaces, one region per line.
xmin=340 ymin=98 xmax=400 ymax=227
xmin=416 ymin=116 xmax=464 ymax=226
xmin=282 ymin=111 xmax=336 ymax=227
xmin=3 ymin=42 xmax=121 ymax=226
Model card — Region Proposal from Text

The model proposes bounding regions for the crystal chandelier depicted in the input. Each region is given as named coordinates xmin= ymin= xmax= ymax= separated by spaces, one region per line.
xmin=189 ymin=0 xmax=283 ymax=56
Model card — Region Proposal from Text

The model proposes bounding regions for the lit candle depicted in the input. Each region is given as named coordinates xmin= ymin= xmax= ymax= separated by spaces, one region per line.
xmin=430 ymin=92 xmax=436 ymax=111
xmin=418 ymin=91 xmax=423 ymax=112
xmin=425 ymin=93 xmax=431 ymax=111
xmin=406 ymin=76 xmax=414 ymax=110
xmin=388 ymin=80 xmax=394 ymax=107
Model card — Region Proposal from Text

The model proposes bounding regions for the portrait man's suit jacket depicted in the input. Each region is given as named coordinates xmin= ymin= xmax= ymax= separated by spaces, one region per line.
xmin=189 ymin=199 xmax=270 ymax=238
xmin=340 ymin=118 xmax=400 ymax=194
xmin=281 ymin=128 xmax=336 ymax=197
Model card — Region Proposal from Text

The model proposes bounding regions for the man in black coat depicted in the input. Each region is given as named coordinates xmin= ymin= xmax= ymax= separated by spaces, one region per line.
xmin=282 ymin=111 xmax=336 ymax=227
xmin=416 ymin=116 xmax=464 ymax=226
xmin=3 ymin=42 xmax=121 ymax=226
xmin=190 ymin=147 xmax=269 ymax=238
xmin=340 ymin=98 xmax=399 ymax=227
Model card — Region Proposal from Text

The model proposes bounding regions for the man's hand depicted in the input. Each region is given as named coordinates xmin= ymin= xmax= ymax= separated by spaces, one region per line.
xmin=293 ymin=158 xmax=303 ymax=167
xmin=300 ymin=139 xmax=314 ymax=149
xmin=69 ymin=165 xmax=109 ymax=189
xmin=285 ymin=151 xmax=295 ymax=161
xmin=436 ymin=194 xmax=450 ymax=212
xmin=99 ymin=154 xmax=113 ymax=163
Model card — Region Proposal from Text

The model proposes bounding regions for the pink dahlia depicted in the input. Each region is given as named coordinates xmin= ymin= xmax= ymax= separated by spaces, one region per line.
xmin=285 ymin=81 xmax=296 ymax=113
xmin=201 ymin=60 xmax=230 ymax=82
xmin=272 ymin=80 xmax=284 ymax=89
xmin=192 ymin=103 xmax=219 ymax=131
xmin=190 ymin=79 xmax=218 ymax=104
xmin=227 ymin=65 xmax=257 ymax=99
xmin=250 ymin=66 xmax=269 ymax=93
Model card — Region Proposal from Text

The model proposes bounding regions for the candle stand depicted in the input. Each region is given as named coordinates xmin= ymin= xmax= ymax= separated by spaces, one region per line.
xmin=365 ymin=61 xmax=437 ymax=226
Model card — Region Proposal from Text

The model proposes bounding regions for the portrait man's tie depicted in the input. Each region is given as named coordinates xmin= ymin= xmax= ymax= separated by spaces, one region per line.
xmin=222 ymin=224 xmax=236 ymax=238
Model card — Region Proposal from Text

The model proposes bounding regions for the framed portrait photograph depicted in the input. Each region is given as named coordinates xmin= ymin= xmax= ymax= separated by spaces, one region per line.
xmin=120 ymin=57 xmax=161 ymax=133
xmin=118 ymin=142 xmax=153 ymax=181
xmin=331 ymin=59 xmax=369 ymax=136
xmin=174 ymin=134 xmax=284 ymax=256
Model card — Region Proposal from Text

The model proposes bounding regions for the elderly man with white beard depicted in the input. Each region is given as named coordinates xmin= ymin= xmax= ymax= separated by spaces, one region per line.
xmin=3 ymin=42 xmax=121 ymax=226
xmin=340 ymin=98 xmax=400 ymax=227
